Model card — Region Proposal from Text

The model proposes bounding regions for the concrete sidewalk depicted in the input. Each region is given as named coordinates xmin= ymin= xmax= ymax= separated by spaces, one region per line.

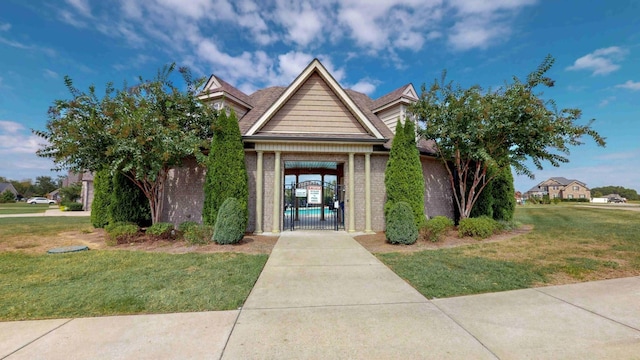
xmin=1 ymin=231 xmax=639 ymax=359
xmin=0 ymin=207 xmax=90 ymax=218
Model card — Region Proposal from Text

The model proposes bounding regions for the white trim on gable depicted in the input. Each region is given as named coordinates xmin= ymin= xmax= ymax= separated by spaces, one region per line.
xmin=372 ymin=84 xmax=418 ymax=113
xmin=403 ymin=84 xmax=418 ymax=100
xmin=246 ymin=59 xmax=384 ymax=139
xmin=202 ymin=75 xmax=222 ymax=93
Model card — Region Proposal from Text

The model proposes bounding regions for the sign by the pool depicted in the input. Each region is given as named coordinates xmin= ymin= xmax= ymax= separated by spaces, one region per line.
xmin=295 ymin=188 xmax=307 ymax=197
xmin=307 ymin=185 xmax=322 ymax=204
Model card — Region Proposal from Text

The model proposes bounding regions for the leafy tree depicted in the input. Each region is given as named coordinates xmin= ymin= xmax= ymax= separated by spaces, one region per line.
xmin=590 ymin=186 xmax=639 ymax=200
xmin=384 ymin=120 xmax=426 ymax=227
xmin=59 ymin=183 xmax=82 ymax=203
xmin=90 ymin=168 xmax=112 ymax=228
xmin=411 ymin=55 xmax=605 ymax=219
xmin=34 ymin=176 xmax=57 ymax=195
xmin=0 ymin=190 xmax=15 ymax=203
xmin=203 ymin=110 xmax=248 ymax=226
xmin=11 ymin=179 xmax=34 ymax=198
xmin=35 ymin=64 xmax=215 ymax=223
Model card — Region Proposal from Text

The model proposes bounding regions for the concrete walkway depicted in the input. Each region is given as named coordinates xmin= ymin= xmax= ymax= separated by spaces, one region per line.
xmin=2 ymin=231 xmax=640 ymax=359
xmin=0 ymin=207 xmax=90 ymax=218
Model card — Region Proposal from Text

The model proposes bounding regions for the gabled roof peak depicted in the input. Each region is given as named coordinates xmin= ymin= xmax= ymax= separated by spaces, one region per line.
xmin=245 ymin=58 xmax=384 ymax=139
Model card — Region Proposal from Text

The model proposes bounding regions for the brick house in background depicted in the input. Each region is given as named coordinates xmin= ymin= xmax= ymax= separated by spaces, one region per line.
xmin=525 ymin=177 xmax=591 ymax=200
xmin=83 ymin=59 xmax=455 ymax=233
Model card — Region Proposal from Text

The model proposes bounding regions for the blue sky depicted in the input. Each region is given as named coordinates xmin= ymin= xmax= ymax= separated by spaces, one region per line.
xmin=0 ymin=0 xmax=638 ymax=193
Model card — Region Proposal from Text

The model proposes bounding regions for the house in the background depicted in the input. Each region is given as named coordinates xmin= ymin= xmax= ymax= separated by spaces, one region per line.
xmin=0 ymin=182 xmax=18 ymax=200
xmin=525 ymin=177 xmax=591 ymax=200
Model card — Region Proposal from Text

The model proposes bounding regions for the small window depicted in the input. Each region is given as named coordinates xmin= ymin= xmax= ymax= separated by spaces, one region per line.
xmin=553 ymin=194 xmax=559 ymax=199
xmin=579 ymin=194 xmax=586 ymax=198
xmin=568 ymin=194 xmax=574 ymax=199
xmin=573 ymin=185 xmax=579 ymax=191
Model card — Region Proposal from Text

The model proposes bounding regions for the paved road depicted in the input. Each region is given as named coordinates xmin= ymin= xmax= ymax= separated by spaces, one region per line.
xmin=2 ymin=231 xmax=640 ymax=359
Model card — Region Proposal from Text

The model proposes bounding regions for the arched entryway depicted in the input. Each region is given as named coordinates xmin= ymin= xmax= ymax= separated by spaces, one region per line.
xmin=283 ymin=161 xmax=345 ymax=231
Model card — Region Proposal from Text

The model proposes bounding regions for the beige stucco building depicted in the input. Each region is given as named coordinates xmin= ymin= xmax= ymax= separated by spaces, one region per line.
xmin=159 ymin=59 xmax=454 ymax=233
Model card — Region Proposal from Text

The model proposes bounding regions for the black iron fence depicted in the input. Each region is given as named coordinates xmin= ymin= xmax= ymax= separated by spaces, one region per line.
xmin=283 ymin=181 xmax=344 ymax=231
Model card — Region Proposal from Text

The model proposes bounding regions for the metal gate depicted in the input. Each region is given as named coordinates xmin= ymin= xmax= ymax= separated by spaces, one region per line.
xmin=283 ymin=180 xmax=344 ymax=231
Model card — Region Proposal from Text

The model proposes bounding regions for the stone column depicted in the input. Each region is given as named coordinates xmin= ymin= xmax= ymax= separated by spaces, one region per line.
xmin=365 ymin=152 xmax=373 ymax=233
xmin=255 ymin=151 xmax=263 ymax=234
xmin=272 ymin=151 xmax=281 ymax=233
xmin=348 ymin=152 xmax=355 ymax=232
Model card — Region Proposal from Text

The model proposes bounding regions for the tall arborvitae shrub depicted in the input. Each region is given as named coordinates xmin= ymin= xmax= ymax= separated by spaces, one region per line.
xmin=90 ymin=168 xmax=112 ymax=228
xmin=109 ymin=172 xmax=151 ymax=227
xmin=384 ymin=119 xmax=426 ymax=228
xmin=491 ymin=165 xmax=516 ymax=221
xmin=203 ymin=110 xmax=248 ymax=226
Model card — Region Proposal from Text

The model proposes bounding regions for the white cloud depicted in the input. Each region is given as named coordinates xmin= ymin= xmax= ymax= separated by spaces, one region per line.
xmin=51 ymin=0 xmax=539 ymax=92
xmin=0 ymin=121 xmax=57 ymax=180
xmin=0 ymin=120 xmax=24 ymax=134
xmin=566 ymin=46 xmax=627 ymax=75
xmin=446 ymin=0 xmax=536 ymax=51
xmin=0 ymin=22 xmax=10 ymax=32
xmin=349 ymin=79 xmax=378 ymax=95
xmin=43 ymin=69 xmax=59 ymax=79
xmin=65 ymin=0 xmax=92 ymax=17
xmin=598 ymin=96 xmax=615 ymax=107
xmin=616 ymin=80 xmax=640 ymax=91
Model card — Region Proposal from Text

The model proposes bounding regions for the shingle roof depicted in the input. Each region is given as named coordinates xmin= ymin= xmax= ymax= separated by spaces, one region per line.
xmin=200 ymin=75 xmax=253 ymax=107
xmin=0 ymin=182 xmax=17 ymax=195
xmin=208 ymin=63 xmax=438 ymax=155
xmin=238 ymin=86 xmax=286 ymax=135
xmin=371 ymin=84 xmax=414 ymax=110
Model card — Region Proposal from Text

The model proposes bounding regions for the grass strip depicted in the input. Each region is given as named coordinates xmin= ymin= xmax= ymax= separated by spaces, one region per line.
xmin=378 ymin=249 xmax=546 ymax=298
xmin=0 ymin=217 xmax=92 ymax=238
xmin=0 ymin=203 xmax=51 ymax=215
xmin=0 ymin=251 xmax=267 ymax=321
xmin=379 ymin=205 xmax=640 ymax=298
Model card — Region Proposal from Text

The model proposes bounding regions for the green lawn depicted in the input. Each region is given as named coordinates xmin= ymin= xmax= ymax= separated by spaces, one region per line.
xmin=0 ymin=203 xmax=51 ymax=215
xmin=0 ymin=216 xmax=268 ymax=321
xmin=378 ymin=205 xmax=640 ymax=299
xmin=0 ymin=216 xmax=92 ymax=238
xmin=0 ymin=251 xmax=267 ymax=321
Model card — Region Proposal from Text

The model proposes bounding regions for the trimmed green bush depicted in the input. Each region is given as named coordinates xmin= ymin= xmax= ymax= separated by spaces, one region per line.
xmin=146 ymin=222 xmax=174 ymax=239
xmin=203 ymin=110 xmax=249 ymax=226
xmin=64 ymin=202 xmax=83 ymax=211
xmin=184 ymin=224 xmax=214 ymax=245
xmin=109 ymin=172 xmax=151 ymax=227
xmin=470 ymin=180 xmax=494 ymax=219
xmin=177 ymin=221 xmax=199 ymax=233
xmin=213 ymin=197 xmax=246 ymax=245
xmin=0 ymin=190 xmax=15 ymax=203
xmin=104 ymin=222 xmax=140 ymax=245
xmin=384 ymin=120 xmax=426 ymax=228
xmin=458 ymin=216 xmax=499 ymax=239
xmin=386 ymin=201 xmax=418 ymax=245
xmin=492 ymin=165 xmax=515 ymax=221
xmin=421 ymin=216 xmax=454 ymax=242
xmin=91 ymin=168 xmax=112 ymax=228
